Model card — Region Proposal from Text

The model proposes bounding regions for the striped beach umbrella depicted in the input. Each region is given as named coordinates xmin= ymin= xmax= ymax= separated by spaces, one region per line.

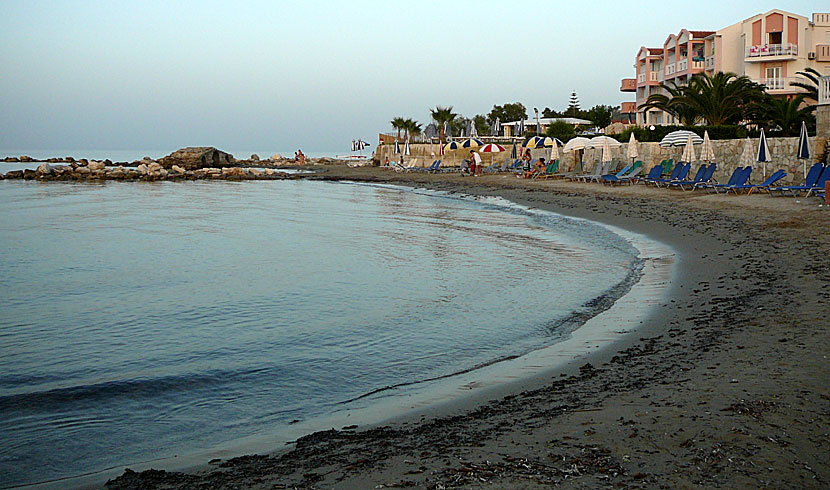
xmin=480 ymin=143 xmax=505 ymax=165
xmin=699 ymin=130 xmax=715 ymax=163
xmin=523 ymin=136 xmax=544 ymax=149
xmin=680 ymin=133 xmax=696 ymax=163
xmin=461 ymin=138 xmax=484 ymax=148
xmin=562 ymin=137 xmax=591 ymax=152
xmin=659 ymin=130 xmax=703 ymax=147
xmin=587 ymin=135 xmax=622 ymax=149
xmin=536 ymin=136 xmax=563 ymax=148
xmin=757 ymin=128 xmax=771 ymax=178
xmin=626 ymin=132 xmax=639 ymax=163
xmin=443 ymin=141 xmax=462 ymax=152
xmin=796 ymin=121 xmax=811 ymax=179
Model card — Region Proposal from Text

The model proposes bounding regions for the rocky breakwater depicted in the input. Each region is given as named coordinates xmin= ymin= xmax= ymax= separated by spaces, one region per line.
xmin=1 ymin=159 xmax=297 ymax=182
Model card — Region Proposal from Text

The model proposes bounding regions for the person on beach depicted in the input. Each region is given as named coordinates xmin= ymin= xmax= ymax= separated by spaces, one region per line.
xmin=470 ymin=150 xmax=482 ymax=177
xmin=528 ymin=157 xmax=546 ymax=178
xmin=520 ymin=149 xmax=532 ymax=177
xmin=384 ymin=156 xmax=390 ymax=167
xmin=298 ymin=150 xmax=306 ymax=166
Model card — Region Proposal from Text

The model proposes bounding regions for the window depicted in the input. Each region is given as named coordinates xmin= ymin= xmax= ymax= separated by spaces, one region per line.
xmin=768 ymin=32 xmax=782 ymax=45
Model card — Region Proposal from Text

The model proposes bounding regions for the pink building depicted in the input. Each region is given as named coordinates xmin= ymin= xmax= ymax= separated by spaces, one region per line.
xmin=620 ymin=9 xmax=830 ymax=126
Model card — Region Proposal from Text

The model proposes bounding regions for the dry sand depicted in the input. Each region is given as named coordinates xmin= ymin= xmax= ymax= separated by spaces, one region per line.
xmin=106 ymin=166 xmax=829 ymax=489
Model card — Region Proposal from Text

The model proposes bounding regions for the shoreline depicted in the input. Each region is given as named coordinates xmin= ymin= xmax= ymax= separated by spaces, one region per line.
xmin=8 ymin=166 xmax=828 ymax=489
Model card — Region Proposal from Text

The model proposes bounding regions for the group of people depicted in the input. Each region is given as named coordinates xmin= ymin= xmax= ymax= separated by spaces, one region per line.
xmin=520 ymin=148 xmax=547 ymax=178
xmin=293 ymin=150 xmax=306 ymax=165
xmin=465 ymin=149 xmax=484 ymax=177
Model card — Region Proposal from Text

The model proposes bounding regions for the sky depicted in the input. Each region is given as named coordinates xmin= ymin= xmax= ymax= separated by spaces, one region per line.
xmin=0 ymin=0 xmax=821 ymax=153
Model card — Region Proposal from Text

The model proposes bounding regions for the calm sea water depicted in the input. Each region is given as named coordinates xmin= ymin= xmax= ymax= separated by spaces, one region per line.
xmin=0 ymin=179 xmax=639 ymax=487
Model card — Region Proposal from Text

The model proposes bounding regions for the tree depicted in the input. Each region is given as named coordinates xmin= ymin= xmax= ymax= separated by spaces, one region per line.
xmin=430 ymin=106 xmax=457 ymax=143
xmin=756 ymin=94 xmax=815 ymax=136
xmin=542 ymin=107 xmax=562 ymax=118
xmin=545 ymin=120 xmax=575 ymax=142
xmin=473 ymin=115 xmax=490 ymax=135
xmin=487 ymin=102 xmax=527 ymax=124
xmin=450 ymin=116 xmax=470 ymax=137
xmin=401 ymin=118 xmax=422 ymax=142
xmin=564 ymin=91 xmax=581 ymax=117
xmin=586 ymin=105 xmax=616 ymax=129
xmin=789 ymin=67 xmax=821 ymax=102
xmin=390 ymin=116 xmax=406 ymax=140
xmin=641 ymin=72 xmax=765 ymax=126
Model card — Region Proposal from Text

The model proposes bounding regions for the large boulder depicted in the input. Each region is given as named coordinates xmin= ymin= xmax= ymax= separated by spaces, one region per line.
xmin=36 ymin=163 xmax=54 ymax=175
xmin=88 ymin=161 xmax=106 ymax=171
xmin=158 ymin=147 xmax=234 ymax=170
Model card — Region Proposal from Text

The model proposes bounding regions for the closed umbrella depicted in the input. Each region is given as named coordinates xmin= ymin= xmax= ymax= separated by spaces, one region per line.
xmin=470 ymin=122 xmax=478 ymax=138
xmin=510 ymin=140 xmax=518 ymax=159
xmin=660 ymin=130 xmax=703 ymax=147
xmin=394 ymin=140 xmax=400 ymax=154
xmin=517 ymin=119 xmax=525 ymax=137
xmin=443 ymin=121 xmax=452 ymax=142
xmin=494 ymin=117 xmax=501 ymax=136
xmin=680 ymin=133 xmax=696 ymax=163
xmin=601 ymin=136 xmax=613 ymax=164
xmin=403 ymin=139 xmax=411 ymax=157
xmin=757 ymin=128 xmax=771 ymax=178
xmin=549 ymin=138 xmax=560 ymax=162
xmin=626 ymin=132 xmax=639 ymax=164
xmin=700 ymin=130 xmax=715 ymax=163
xmin=738 ymin=137 xmax=754 ymax=168
xmin=796 ymin=120 xmax=811 ymax=179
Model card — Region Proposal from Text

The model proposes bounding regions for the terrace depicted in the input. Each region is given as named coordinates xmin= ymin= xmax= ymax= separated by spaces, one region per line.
xmin=745 ymin=43 xmax=798 ymax=60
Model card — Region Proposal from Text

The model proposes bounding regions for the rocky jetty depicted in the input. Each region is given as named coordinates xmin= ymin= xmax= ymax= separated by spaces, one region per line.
xmin=157 ymin=147 xmax=233 ymax=170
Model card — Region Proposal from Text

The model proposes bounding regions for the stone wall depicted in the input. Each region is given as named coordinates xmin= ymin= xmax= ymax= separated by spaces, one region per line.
xmin=377 ymin=136 xmax=821 ymax=183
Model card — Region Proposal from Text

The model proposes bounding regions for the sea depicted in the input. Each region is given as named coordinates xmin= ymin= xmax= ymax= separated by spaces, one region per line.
xmin=0 ymin=154 xmax=658 ymax=487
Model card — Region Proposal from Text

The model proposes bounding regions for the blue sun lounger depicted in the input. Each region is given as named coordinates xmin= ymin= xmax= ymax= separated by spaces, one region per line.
xmin=704 ymin=166 xmax=747 ymax=193
xmin=715 ymin=167 xmax=753 ymax=194
xmin=806 ymin=166 xmax=830 ymax=197
xmin=729 ymin=169 xmax=787 ymax=195
xmin=669 ymin=164 xmax=709 ymax=190
xmin=645 ymin=161 xmax=685 ymax=186
xmin=687 ymin=163 xmax=718 ymax=191
xmin=768 ymin=163 xmax=824 ymax=196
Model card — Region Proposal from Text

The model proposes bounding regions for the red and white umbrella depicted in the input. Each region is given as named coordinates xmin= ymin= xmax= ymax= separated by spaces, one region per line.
xmin=479 ymin=143 xmax=506 ymax=166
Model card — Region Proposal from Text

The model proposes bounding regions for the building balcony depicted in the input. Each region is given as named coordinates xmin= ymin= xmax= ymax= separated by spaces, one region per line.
xmin=665 ymin=63 xmax=676 ymax=76
xmin=755 ymin=77 xmax=805 ymax=92
xmin=621 ymin=78 xmax=636 ymax=92
xmin=745 ymin=43 xmax=798 ymax=60
xmin=649 ymin=71 xmax=661 ymax=83
xmin=621 ymin=102 xmax=637 ymax=113
xmin=690 ymin=59 xmax=705 ymax=70
xmin=677 ymin=59 xmax=688 ymax=71
xmin=819 ymin=76 xmax=829 ymax=105
xmin=816 ymin=44 xmax=830 ymax=62
xmin=637 ymin=73 xmax=646 ymax=83
xmin=705 ymin=55 xmax=715 ymax=69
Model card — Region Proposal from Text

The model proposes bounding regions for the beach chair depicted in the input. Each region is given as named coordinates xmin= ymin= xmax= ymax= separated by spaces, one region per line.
xmin=668 ymin=164 xmax=709 ymax=190
xmin=805 ymin=166 xmax=830 ymax=197
xmin=572 ymin=162 xmax=602 ymax=182
xmin=701 ymin=166 xmax=744 ymax=192
xmin=600 ymin=164 xmax=632 ymax=184
xmin=604 ymin=165 xmax=643 ymax=185
xmin=535 ymin=160 xmax=560 ymax=179
xmin=688 ymin=163 xmax=718 ymax=191
xmin=661 ymin=159 xmax=675 ymax=176
xmin=645 ymin=161 xmax=683 ymax=186
xmin=637 ymin=165 xmax=664 ymax=184
xmin=768 ymin=163 xmax=824 ymax=196
xmin=655 ymin=162 xmax=690 ymax=187
xmin=418 ymin=160 xmax=440 ymax=173
xmin=735 ymin=169 xmax=787 ymax=195
xmin=428 ymin=160 xmax=444 ymax=173
xmin=713 ymin=166 xmax=752 ymax=194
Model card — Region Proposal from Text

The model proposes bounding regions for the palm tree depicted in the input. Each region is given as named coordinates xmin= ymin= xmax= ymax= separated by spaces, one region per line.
xmin=390 ymin=117 xmax=406 ymax=141
xmin=640 ymin=72 xmax=766 ymax=126
xmin=401 ymin=119 xmax=422 ymax=142
xmin=756 ymin=94 xmax=815 ymax=136
xmin=790 ymin=67 xmax=820 ymax=102
xmin=430 ymin=106 xmax=457 ymax=143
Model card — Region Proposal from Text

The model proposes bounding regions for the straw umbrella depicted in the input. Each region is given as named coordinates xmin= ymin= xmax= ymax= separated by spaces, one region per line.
xmin=757 ymin=128 xmax=772 ymax=178
xmin=601 ymin=136 xmax=613 ymax=165
xmin=626 ymin=132 xmax=639 ymax=164
xmin=796 ymin=120 xmax=811 ymax=179
xmin=738 ymin=137 xmax=754 ymax=169
xmin=699 ymin=130 xmax=715 ymax=163
xmin=549 ymin=138 xmax=560 ymax=163
xmin=680 ymin=133 xmax=696 ymax=163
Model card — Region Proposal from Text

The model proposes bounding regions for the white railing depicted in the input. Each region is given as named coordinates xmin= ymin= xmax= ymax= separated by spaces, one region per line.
xmin=691 ymin=59 xmax=705 ymax=69
xmin=677 ymin=59 xmax=688 ymax=71
xmin=756 ymin=77 xmax=803 ymax=91
xmin=650 ymin=71 xmax=660 ymax=82
xmin=745 ymin=43 xmax=798 ymax=58
xmin=638 ymin=73 xmax=646 ymax=83
xmin=665 ymin=63 xmax=676 ymax=75
xmin=820 ymin=76 xmax=830 ymax=105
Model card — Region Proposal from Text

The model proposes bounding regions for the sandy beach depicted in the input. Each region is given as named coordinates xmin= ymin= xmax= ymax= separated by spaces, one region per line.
xmin=104 ymin=166 xmax=829 ymax=489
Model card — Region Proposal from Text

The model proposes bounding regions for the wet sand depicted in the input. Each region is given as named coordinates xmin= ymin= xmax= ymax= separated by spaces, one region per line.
xmin=106 ymin=166 xmax=829 ymax=489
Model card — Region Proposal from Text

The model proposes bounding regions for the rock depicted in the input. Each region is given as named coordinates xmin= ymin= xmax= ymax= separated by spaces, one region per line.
xmin=158 ymin=147 xmax=234 ymax=170
xmin=137 ymin=163 xmax=149 ymax=175
xmin=65 ymin=156 xmax=75 ymax=162
xmin=269 ymin=154 xmax=282 ymax=161
xmin=78 ymin=158 xmax=88 ymax=165
xmin=222 ymin=167 xmax=245 ymax=177
xmin=265 ymin=168 xmax=276 ymax=175
xmin=250 ymin=154 xmax=260 ymax=161
xmin=5 ymin=170 xmax=23 ymax=179
xmin=103 ymin=159 xmax=112 ymax=166
xmin=23 ymin=169 xmax=37 ymax=179
xmin=88 ymin=161 xmax=105 ymax=171
xmin=249 ymin=168 xmax=263 ymax=176
xmin=76 ymin=167 xmax=91 ymax=175
xmin=19 ymin=155 xmax=34 ymax=162
xmin=3 ymin=156 xmax=20 ymax=162
xmin=36 ymin=163 xmax=54 ymax=175
xmin=147 ymin=162 xmax=163 ymax=173
xmin=170 ymin=165 xmax=186 ymax=174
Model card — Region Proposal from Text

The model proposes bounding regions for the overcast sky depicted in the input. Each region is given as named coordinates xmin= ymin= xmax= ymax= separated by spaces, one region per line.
xmin=0 ymin=0 xmax=819 ymax=153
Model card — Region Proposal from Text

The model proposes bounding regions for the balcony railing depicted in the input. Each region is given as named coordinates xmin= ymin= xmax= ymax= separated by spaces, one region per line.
xmin=745 ymin=43 xmax=798 ymax=58
xmin=817 ymin=44 xmax=830 ymax=62
xmin=705 ymin=55 xmax=715 ymax=68
xmin=621 ymin=102 xmax=637 ymax=113
xmin=637 ymin=73 xmax=646 ymax=83
xmin=649 ymin=71 xmax=660 ymax=82
xmin=820 ymin=76 xmax=830 ymax=106
xmin=677 ymin=59 xmax=688 ymax=71
xmin=665 ymin=63 xmax=676 ymax=75
xmin=756 ymin=77 xmax=804 ymax=91
xmin=621 ymin=78 xmax=636 ymax=92
xmin=691 ymin=59 xmax=705 ymax=69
